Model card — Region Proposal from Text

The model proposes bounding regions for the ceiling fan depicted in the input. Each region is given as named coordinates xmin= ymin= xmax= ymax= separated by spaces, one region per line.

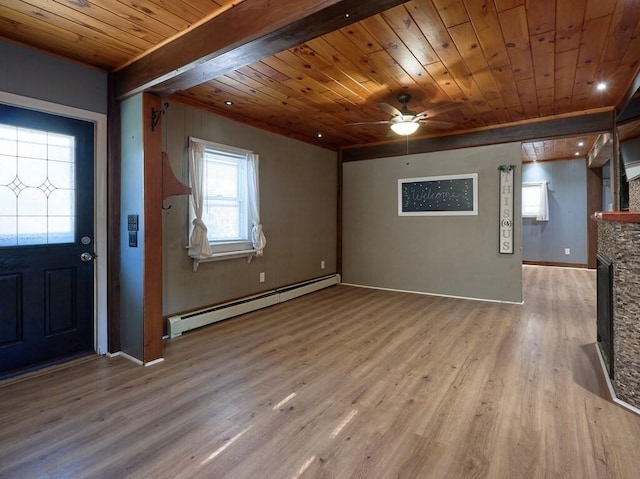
xmin=347 ymin=93 xmax=459 ymax=136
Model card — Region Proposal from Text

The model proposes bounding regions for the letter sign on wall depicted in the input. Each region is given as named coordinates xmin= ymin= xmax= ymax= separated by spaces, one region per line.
xmin=498 ymin=165 xmax=515 ymax=254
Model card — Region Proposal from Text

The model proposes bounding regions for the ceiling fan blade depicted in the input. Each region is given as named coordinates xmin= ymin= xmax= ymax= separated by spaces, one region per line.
xmin=345 ymin=120 xmax=391 ymax=126
xmin=417 ymin=119 xmax=455 ymax=129
xmin=376 ymin=102 xmax=403 ymax=117
xmin=415 ymin=102 xmax=463 ymax=119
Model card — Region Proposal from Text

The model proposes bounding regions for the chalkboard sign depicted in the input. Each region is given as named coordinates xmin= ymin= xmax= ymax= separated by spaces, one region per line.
xmin=398 ymin=173 xmax=478 ymax=216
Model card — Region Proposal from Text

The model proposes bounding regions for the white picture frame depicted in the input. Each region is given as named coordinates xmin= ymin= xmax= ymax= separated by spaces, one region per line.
xmin=398 ymin=173 xmax=478 ymax=216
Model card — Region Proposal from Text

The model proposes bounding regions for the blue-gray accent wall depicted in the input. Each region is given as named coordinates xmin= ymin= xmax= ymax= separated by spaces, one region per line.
xmin=0 ymin=41 xmax=107 ymax=114
xmin=522 ymin=160 xmax=587 ymax=264
xmin=120 ymin=95 xmax=144 ymax=361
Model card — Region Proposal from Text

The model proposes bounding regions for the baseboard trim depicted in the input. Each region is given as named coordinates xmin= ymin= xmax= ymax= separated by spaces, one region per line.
xmin=339 ymin=282 xmax=523 ymax=305
xmin=108 ymin=351 xmax=143 ymax=366
xmin=167 ymin=274 xmax=340 ymax=338
xmin=523 ymin=261 xmax=589 ymax=269
xmin=595 ymin=343 xmax=640 ymax=416
xmin=108 ymin=351 xmax=165 ymax=367
xmin=144 ymin=358 xmax=165 ymax=367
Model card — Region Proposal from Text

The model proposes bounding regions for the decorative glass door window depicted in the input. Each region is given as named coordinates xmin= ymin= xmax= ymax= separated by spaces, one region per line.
xmin=0 ymin=123 xmax=75 ymax=246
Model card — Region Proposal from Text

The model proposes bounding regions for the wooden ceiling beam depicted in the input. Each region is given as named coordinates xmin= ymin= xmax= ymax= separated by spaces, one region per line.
xmin=114 ymin=0 xmax=411 ymax=100
xmin=341 ymin=110 xmax=615 ymax=162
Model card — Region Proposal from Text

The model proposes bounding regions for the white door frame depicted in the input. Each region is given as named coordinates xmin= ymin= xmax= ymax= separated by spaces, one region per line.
xmin=0 ymin=91 xmax=109 ymax=354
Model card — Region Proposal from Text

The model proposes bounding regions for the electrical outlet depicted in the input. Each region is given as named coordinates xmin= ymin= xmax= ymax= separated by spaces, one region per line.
xmin=259 ymin=272 xmax=265 ymax=283
xmin=564 ymin=248 xmax=570 ymax=255
xmin=321 ymin=260 xmax=325 ymax=269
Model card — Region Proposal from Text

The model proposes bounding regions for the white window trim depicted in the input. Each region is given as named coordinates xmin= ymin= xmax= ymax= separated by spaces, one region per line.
xmin=187 ymin=247 xmax=259 ymax=264
xmin=522 ymin=181 xmax=549 ymax=221
xmin=201 ymin=143 xmax=251 ymax=246
xmin=187 ymin=137 xmax=265 ymax=271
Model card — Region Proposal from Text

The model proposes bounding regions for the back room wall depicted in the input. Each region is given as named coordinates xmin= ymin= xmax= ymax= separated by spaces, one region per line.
xmin=342 ymin=142 xmax=522 ymax=303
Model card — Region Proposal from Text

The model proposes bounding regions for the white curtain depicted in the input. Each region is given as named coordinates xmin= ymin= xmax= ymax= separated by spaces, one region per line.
xmin=188 ymin=139 xmax=212 ymax=259
xmin=537 ymin=181 xmax=549 ymax=221
xmin=248 ymin=153 xmax=266 ymax=255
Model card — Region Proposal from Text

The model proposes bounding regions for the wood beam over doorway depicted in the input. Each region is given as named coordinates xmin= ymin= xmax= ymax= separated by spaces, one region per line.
xmin=114 ymin=0 xmax=410 ymax=100
xmin=340 ymin=110 xmax=615 ymax=162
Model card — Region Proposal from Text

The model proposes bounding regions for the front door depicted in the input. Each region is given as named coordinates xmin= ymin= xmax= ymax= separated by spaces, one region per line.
xmin=0 ymin=104 xmax=95 ymax=376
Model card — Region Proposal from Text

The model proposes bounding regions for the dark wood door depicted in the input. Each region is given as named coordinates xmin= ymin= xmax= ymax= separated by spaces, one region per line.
xmin=0 ymin=104 xmax=95 ymax=376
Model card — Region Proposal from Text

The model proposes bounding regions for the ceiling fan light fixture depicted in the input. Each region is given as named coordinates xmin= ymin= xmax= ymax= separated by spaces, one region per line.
xmin=390 ymin=120 xmax=420 ymax=136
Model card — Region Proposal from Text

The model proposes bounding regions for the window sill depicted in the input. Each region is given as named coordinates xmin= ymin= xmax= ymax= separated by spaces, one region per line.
xmin=189 ymin=248 xmax=259 ymax=271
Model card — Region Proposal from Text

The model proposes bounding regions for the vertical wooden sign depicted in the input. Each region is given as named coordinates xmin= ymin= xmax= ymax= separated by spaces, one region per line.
xmin=499 ymin=165 xmax=515 ymax=254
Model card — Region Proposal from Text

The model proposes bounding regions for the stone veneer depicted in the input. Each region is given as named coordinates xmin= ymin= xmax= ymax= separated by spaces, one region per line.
xmin=630 ymin=179 xmax=640 ymax=211
xmin=597 ymin=216 xmax=640 ymax=410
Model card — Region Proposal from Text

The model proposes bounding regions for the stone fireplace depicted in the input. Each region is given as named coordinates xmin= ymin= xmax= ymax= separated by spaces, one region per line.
xmin=596 ymin=253 xmax=613 ymax=377
xmin=594 ymin=202 xmax=640 ymax=411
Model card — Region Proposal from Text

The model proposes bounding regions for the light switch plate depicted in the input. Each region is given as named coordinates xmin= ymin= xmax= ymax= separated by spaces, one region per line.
xmin=127 ymin=214 xmax=139 ymax=232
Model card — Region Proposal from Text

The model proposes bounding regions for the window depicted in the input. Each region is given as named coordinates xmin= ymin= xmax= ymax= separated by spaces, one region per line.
xmin=188 ymin=138 xmax=265 ymax=269
xmin=522 ymin=181 xmax=549 ymax=221
xmin=202 ymin=148 xmax=250 ymax=248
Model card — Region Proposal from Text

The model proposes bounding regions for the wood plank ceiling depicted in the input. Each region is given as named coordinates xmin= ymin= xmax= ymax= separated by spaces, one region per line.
xmin=521 ymin=135 xmax=598 ymax=163
xmin=618 ymin=90 xmax=640 ymax=141
xmin=1 ymin=0 xmax=640 ymax=156
xmin=619 ymin=120 xmax=640 ymax=141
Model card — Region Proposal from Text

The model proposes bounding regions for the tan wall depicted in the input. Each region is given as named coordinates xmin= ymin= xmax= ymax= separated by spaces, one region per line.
xmin=161 ymin=102 xmax=337 ymax=316
xmin=342 ymin=143 xmax=523 ymax=303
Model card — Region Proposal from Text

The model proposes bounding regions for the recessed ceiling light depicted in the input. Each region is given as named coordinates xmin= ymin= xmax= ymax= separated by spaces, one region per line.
xmin=578 ymin=141 xmax=584 ymax=147
xmin=345 ymin=13 xmax=350 ymax=18
xmin=575 ymin=152 xmax=580 ymax=156
xmin=317 ymin=132 xmax=323 ymax=138
xmin=597 ymin=82 xmax=607 ymax=91
xmin=224 ymin=100 xmax=233 ymax=106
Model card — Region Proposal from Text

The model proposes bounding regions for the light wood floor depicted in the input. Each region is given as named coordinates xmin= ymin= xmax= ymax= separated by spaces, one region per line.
xmin=1 ymin=266 xmax=639 ymax=478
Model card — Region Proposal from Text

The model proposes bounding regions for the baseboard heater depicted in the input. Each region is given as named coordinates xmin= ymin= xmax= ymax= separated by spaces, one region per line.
xmin=167 ymin=274 xmax=340 ymax=339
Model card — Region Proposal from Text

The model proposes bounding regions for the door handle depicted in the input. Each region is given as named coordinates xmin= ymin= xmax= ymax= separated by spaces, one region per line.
xmin=80 ymin=252 xmax=95 ymax=262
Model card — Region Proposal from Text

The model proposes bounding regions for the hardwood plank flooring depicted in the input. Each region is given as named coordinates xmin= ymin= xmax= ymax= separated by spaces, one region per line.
xmin=1 ymin=266 xmax=640 ymax=478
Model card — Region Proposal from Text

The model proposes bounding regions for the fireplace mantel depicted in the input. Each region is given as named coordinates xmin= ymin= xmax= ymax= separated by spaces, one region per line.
xmin=592 ymin=211 xmax=640 ymax=223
